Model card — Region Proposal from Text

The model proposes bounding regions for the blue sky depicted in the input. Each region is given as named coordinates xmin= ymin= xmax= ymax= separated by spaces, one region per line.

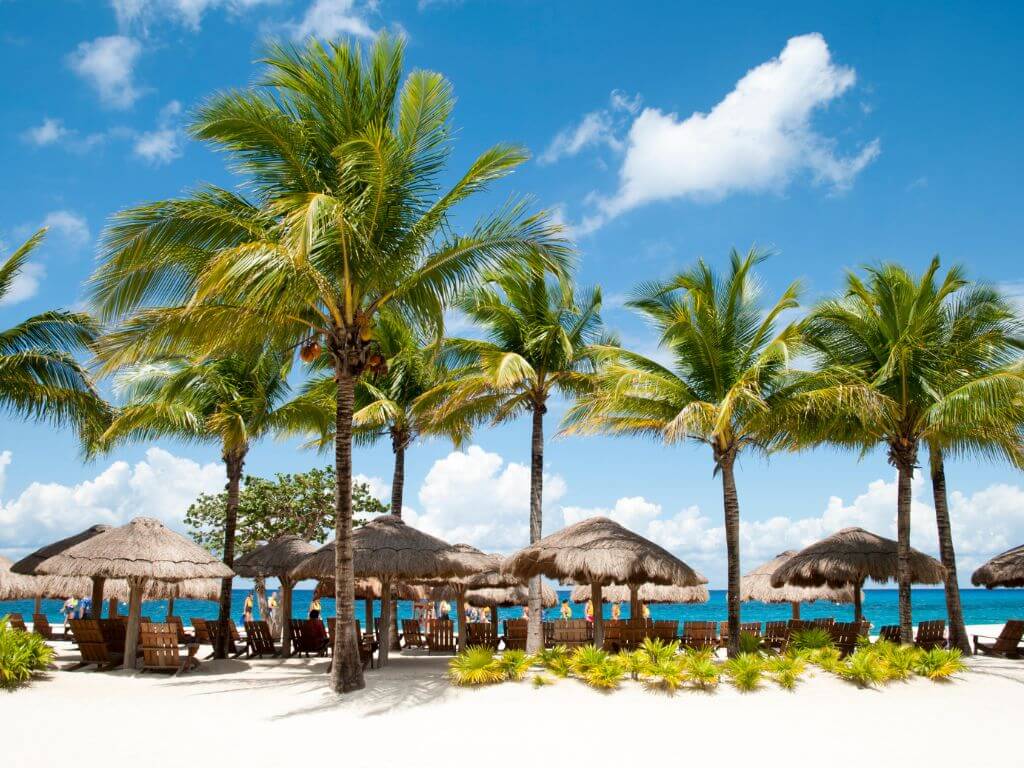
xmin=1 ymin=0 xmax=1022 ymax=585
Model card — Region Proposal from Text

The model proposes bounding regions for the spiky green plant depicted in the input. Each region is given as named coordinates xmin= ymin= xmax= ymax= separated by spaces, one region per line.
xmin=448 ymin=647 xmax=503 ymax=686
xmin=808 ymin=646 xmax=844 ymax=674
xmin=0 ymin=617 xmax=55 ymax=690
xmin=737 ymin=631 xmax=763 ymax=655
xmin=535 ymin=645 xmax=569 ymax=668
xmin=570 ymin=645 xmax=609 ymax=677
xmin=584 ymin=658 xmax=624 ymax=690
xmin=766 ymin=654 xmax=806 ymax=690
xmin=495 ymin=650 xmax=533 ymax=681
xmin=724 ymin=653 xmax=764 ymax=692
xmin=842 ymin=648 xmax=888 ymax=688
xmin=788 ymin=628 xmax=835 ymax=652
xmin=914 ymin=648 xmax=966 ymax=680
xmin=638 ymin=636 xmax=679 ymax=665
xmin=646 ymin=656 xmax=687 ymax=692
xmin=532 ymin=673 xmax=553 ymax=688
xmin=681 ymin=649 xmax=721 ymax=690
xmin=873 ymin=641 xmax=920 ymax=681
xmin=617 ymin=650 xmax=651 ymax=681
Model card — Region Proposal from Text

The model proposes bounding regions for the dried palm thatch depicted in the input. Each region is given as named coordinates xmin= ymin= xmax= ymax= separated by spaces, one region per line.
xmin=233 ymin=536 xmax=317 ymax=579
xmin=10 ymin=525 xmax=113 ymax=575
xmin=770 ymin=527 xmax=944 ymax=621
xmin=0 ymin=555 xmax=37 ymax=601
xmin=460 ymin=583 xmax=558 ymax=608
xmin=312 ymin=578 xmax=428 ymax=602
xmin=972 ymin=544 xmax=1024 ymax=588
xmin=570 ymin=583 xmax=709 ymax=605
xmin=742 ymin=550 xmax=856 ymax=618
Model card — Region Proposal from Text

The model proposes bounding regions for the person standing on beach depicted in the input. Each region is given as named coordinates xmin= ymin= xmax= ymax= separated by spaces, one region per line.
xmin=309 ymin=597 xmax=321 ymax=619
xmin=61 ymin=597 xmax=77 ymax=632
xmin=611 ymin=602 xmax=621 ymax=621
xmin=243 ymin=593 xmax=254 ymax=623
xmin=585 ymin=600 xmax=593 ymax=623
xmin=560 ymin=600 xmax=572 ymax=621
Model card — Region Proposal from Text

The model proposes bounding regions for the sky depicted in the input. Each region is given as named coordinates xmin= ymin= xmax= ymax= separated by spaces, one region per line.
xmin=1 ymin=0 xmax=1023 ymax=587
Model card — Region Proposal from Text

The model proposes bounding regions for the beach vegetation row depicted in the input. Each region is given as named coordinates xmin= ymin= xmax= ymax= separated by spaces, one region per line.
xmin=0 ymin=615 xmax=54 ymax=690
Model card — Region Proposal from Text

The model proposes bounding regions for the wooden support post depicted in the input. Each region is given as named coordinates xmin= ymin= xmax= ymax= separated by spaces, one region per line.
xmin=123 ymin=577 xmax=145 ymax=671
xmin=379 ymin=577 xmax=392 ymax=666
xmin=592 ymin=582 xmax=604 ymax=648
xmin=281 ymin=578 xmax=294 ymax=657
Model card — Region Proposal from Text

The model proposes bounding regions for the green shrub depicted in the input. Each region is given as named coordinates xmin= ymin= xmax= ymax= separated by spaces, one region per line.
xmin=495 ymin=650 xmax=533 ymax=681
xmin=914 ymin=648 xmax=966 ymax=680
xmin=616 ymin=650 xmax=650 ymax=680
xmin=737 ymin=631 xmax=763 ymax=655
xmin=724 ymin=653 xmax=763 ymax=692
xmin=842 ymin=648 xmax=887 ymax=688
xmin=532 ymin=673 xmax=553 ymax=688
xmin=570 ymin=646 xmax=609 ymax=677
xmin=788 ymin=628 xmax=835 ymax=652
xmin=766 ymin=655 xmax=806 ymax=690
xmin=645 ymin=656 xmax=687 ymax=692
xmin=681 ymin=650 xmax=720 ymax=690
xmin=638 ymin=636 xmax=679 ymax=665
xmin=536 ymin=645 xmax=571 ymax=677
xmin=583 ymin=658 xmax=624 ymax=690
xmin=448 ymin=647 xmax=503 ymax=686
xmin=0 ymin=617 xmax=55 ymax=690
xmin=873 ymin=641 xmax=920 ymax=681
xmin=807 ymin=646 xmax=843 ymax=673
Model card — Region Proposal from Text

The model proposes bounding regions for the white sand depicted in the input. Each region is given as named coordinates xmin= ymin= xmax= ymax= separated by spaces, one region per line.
xmin=3 ymin=623 xmax=1021 ymax=768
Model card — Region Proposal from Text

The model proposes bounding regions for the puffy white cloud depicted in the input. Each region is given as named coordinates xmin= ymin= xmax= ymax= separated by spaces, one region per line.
xmin=0 ymin=262 xmax=45 ymax=306
xmin=23 ymin=118 xmax=68 ymax=147
xmin=539 ymin=90 xmax=641 ymax=165
xmin=0 ymin=447 xmax=225 ymax=557
xmin=112 ymin=0 xmax=278 ymax=32
xmin=402 ymin=445 xmax=566 ymax=550
xmin=68 ymin=35 xmax=145 ymax=110
xmin=41 ymin=210 xmax=90 ymax=248
xmin=571 ymin=34 xmax=879 ymax=233
xmin=286 ymin=0 xmax=376 ymax=40
xmin=133 ymin=101 xmax=184 ymax=166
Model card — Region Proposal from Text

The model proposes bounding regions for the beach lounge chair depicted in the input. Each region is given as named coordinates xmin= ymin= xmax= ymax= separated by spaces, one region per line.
xmin=291 ymin=619 xmax=330 ymax=657
xmin=244 ymin=620 xmax=279 ymax=658
xmin=503 ymin=619 xmax=528 ymax=650
xmin=973 ymin=620 xmax=1024 ymax=659
xmin=140 ymin=623 xmax=199 ymax=675
xmin=99 ymin=618 xmax=128 ymax=656
xmin=7 ymin=613 xmax=28 ymax=632
xmin=354 ymin=621 xmax=378 ymax=669
xmin=914 ymin=620 xmax=947 ymax=650
xmin=682 ymin=621 xmax=718 ymax=650
xmin=68 ymin=619 xmax=122 ymax=671
xmin=466 ymin=622 xmax=499 ymax=650
xmin=878 ymin=625 xmax=901 ymax=643
xmin=543 ymin=621 xmax=555 ymax=648
xmin=551 ymin=619 xmax=591 ymax=648
xmin=31 ymin=613 xmax=57 ymax=639
xmin=206 ymin=619 xmax=245 ymax=658
xmin=812 ymin=617 xmax=835 ymax=629
xmin=787 ymin=619 xmax=812 ymax=634
xmin=401 ymin=619 xmax=426 ymax=649
xmin=646 ymin=620 xmax=678 ymax=642
xmin=764 ymin=621 xmax=789 ymax=651
xmin=427 ymin=619 xmax=455 ymax=654
xmin=166 ymin=615 xmax=194 ymax=644
xmin=830 ymin=621 xmax=863 ymax=658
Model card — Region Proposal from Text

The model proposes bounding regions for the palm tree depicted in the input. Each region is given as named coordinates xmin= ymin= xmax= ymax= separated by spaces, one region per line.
xmin=98 ymin=351 xmax=329 ymax=657
xmin=0 ymin=229 xmax=106 ymax=438
xmin=420 ymin=270 xmax=605 ymax=653
xmin=88 ymin=36 xmax=567 ymax=692
xmin=563 ymin=249 xmax=802 ymax=657
xmin=799 ymin=258 xmax=1024 ymax=643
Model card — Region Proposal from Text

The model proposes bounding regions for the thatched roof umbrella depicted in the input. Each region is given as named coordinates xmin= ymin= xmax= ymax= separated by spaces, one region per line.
xmin=770 ymin=527 xmax=945 ymax=622
xmin=290 ymin=514 xmax=481 ymax=665
xmin=571 ymin=582 xmax=710 ymax=616
xmin=972 ymin=544 xmax=1024 ymax=588
xmin=34 ymin=517 xmax=232 ymax=669
xmin=463 ymin=583 xmax=559 ymax=608
xmin=503 ymin=517 xmax=706 ymax=647
xmin=0 ymin=555 xmax=38 ymax=602
xmin=742 ymin=551 xmax=857 ymax=619
xmin=233 ymin=535 xmax=317 ymax=656
xmin=12 ymin=525 xmax=114 ymax=615
xmin=311 ymin=578 xmax=430 ymax=640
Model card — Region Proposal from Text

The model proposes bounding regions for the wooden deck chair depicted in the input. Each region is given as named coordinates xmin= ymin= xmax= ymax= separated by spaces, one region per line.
xmin=551 ymin=619 xmax=592 ymax=648
xmin=400 ymin=619 xmax=426 ymax=649
xmin=914 ymin=620 xmax=947 ymax=650
xmin=602 ymin=620 xmax=625 ymax=652
xmin=427 ymin=619 xmax=455 ymax=654
xmin=68 ymin=619 xmax=121 ymax=671
xmin=646 ymin=620 xmax=678 ymax=642
xmin=166 ymin=615 xmax=194 ymax=644
xmin=244 ymin=620 xmax=279 ymax=658
xmin=617 ymin=621 xmax=646 ymax=652
xmin=98 ymin=618 xmax=127 ymax=655
xmin=191 ymin=617 xmax=211 ymax=646
xmin=140 ymin=623 xmax=198 ymax=675
xmin=740 ymin=622 xmax=762 ymax=638
xmin=830 ymin=621 xmax=863 ymax=658
xmin=973 ymin=620 xmax=1024 ymax=659
xmin=503 ymin=619 xmax=528 ymax=650
xmin=31 ymin=613 xmax=56 ymax=639
xmin=877 ymin=625 xmax=901 ymax=643
xmin=466 ymin=622 xmax=499 ymax=650
xmin=206 ymin=619 xmax=244 ymax=658
xmin=7 ymin=613 xmax=28 ymax=632
xmin=812 ymin=617 xmax=835 ymax=629
xmin=764 ymin=621 xmax=789 ymax=651
xmin=290 ymin=619 xmax=330 ymax=657
xmin=354 ymin=620 xmax=378 ymax=669
xmin=787 ymin=619 xmax=812 ymax=634
xmin=542 ymin=621 xmax=555 ymax=648
xmin=682 ymin=621 xmax=718 ymax=650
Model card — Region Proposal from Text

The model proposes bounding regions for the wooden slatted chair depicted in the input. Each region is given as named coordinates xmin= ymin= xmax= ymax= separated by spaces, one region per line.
xmin=812 ymin=617 xmax=835 ymax=629
xmin=140 ymin=623 xmax=198 ymax=675
xmin=99 ymin=618 xmax=127 ymax=656
xmin=550 ymin=619 xmax=591 ymax=648
xmin=7 ymin=613 xmax=28 ymax=632
xmin=503 ymin=619 xmax=528 ymax=650
xmin=31 ymin=613 xmax=56 ymax=639
xmin=68 ymin=619 xmax=121 ymax=670
xmin=290 ymin=619 xmax=330 ymax=657
xmin=427 ymin=619 xmax=455 ymax=654
xmin=602 ymin=620 xmax=625 ymax=652
xmin=646 ymin=620 xmax=678 ymax=642
xmin=682 ymin=621 xmax=718 ymax=650
xmin=207 ymin=619 xmax=244 ymax=658
xmin=166 ymin=615 xmax=194 ymax=644
xmin=401 ymin=619 xmax=426 ymax=649
xmin=354 ymin=620 xmax=378 ymax=669
xmin=787 ymin=619 xmax=812 ymax=634
xmin=877 ymin=625 xmax=901 ymax=643
xmin=466 ymin=622 xmax=499 ymax=650
xmin=973 ymin=620 xmax=1024 ymax=659
xmin=830 ymin=621 xmax=862 ymax=658
xmin=244 ymin=620 xmax=279 ymax=658
xmin=542 ymin=621 xmax=555 ymax=648
xmin=914 ymin=620 xmax=947 ymax=650
xmin=764 ymin=621 xmax=789 ymax=651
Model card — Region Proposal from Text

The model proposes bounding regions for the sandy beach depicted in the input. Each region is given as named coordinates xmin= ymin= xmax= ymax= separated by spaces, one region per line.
xmin=1 ymin=623 xmax=1020 ymax=768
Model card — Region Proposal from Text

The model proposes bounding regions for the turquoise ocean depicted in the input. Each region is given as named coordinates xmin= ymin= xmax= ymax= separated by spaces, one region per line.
xmin=4 ymin=588 xmax=1023 ymax=631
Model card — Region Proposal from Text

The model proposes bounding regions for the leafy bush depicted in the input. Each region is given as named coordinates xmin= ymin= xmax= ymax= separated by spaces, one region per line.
xmin=873 ymin=641 xmax=920 ymax=681
xmin=583 ymin=658 xmax=624 ymax=690
xmin=766 ymin=655 xmax=806 ymax=690
xmin=532 ymin=673 xmax=552 ymax=688
xmin=807 ymin=646 xmax=843 ymax=674
xmin=638 ymin=637 xmax=679 ymax=665
xmin=788 ymin=628 xmax=835 ymax=652
xmin=737 ymin=631 xmax=763 ymax=655
xmin=448 ymin=647 xmax=504 ymax=686
xmin=495 ymin=650 xmax=533 ymax=681
xmin=536 ymin=645 xmax=572 ymax=677
xmin=616 ymin=650 xmax=650 ymax=681
xmin=0 ymin=617 xmax=55 ymax=691
xmin=724 ymin=653 xmax=763 ymax=692
xmin=645 ymin=656 xmax=686 ymax=692
xmin=681 ymin=650 xmax=720 ymax=690
xmin=842 ymin=648 xmax=887 ymax=688
xmin=570 ymin=646 xmax=610 ymax=677
xmin=914 ymin=648 xmax=966 ymax=680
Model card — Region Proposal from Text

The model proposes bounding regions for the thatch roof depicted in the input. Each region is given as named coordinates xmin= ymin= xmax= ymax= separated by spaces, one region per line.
xmin=290 ymin=515 xmax=479 ymax=581
xmin=770 ymin=527 xmax=945 ymax=588
xmin=33 ymin=517 xmax=233 ymax=582
xmin=0 ymin=555 xmax=38 ymax=600
xmin=742 ymin=551 xmax=857 ymax=604
xmin=10 ymin=525 xmax=113 ymax=575
xmin=461 ymin=584 xmax=559 ymax=608
xmin=971 ymin=544 xmax=1024 ymax=588
xmin=503 ymin=517 xmax=707 ymax=587
xmin=313 ymin=578 xmax=429 ymax=602
xmin=571 ymin=582 xmax=709 ymax=605
xmin=233 ymin=536 xmax=317 ymax=578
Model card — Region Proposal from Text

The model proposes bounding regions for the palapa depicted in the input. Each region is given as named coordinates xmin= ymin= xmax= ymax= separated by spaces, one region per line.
xmin=504 ymin=517 xmax=706 ymax=647
xmin=741 ymin=550 xmax=856 ymax=619
xmin=11 ymin=524 xmax=114 ymax=615
xmin=571 ymin=582 xmax=709 ymax=606
xmin=34 ymin=517 xmax=232 ymax=670
xmin=0 ymin=555 xmax=37 ymax=601
xmin=234 ymin=535 xmax=317 ymax=656
xmin=769 ymin=527 xmax=944 ymax=621
xmin=971 ymin=544 xmax=1024 ymax=589
xmin=462 ymin=583 xmax=558 ymax=608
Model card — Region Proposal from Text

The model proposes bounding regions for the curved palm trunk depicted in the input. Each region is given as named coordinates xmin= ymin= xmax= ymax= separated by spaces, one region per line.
xmin=389 ymin=430 xmax=406 ymax=650
xmin=929 ymin=446 xmax=971 ymax=653
xmin=526 ymin=401 xmax=545 ymax=654
xmin=216 ymin=448 xmax=245 ymax=659
xmin=893 ymin=447 xmax=916 ymax=644
xmin=719 ymin=456 xmax=742 ymax=658
xmin=331 ymin=365 xmax=365 ymax=693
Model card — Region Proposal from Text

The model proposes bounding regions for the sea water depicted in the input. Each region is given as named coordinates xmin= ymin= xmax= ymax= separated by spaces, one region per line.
xmin=4 ymin=587 xmax=1022 ymax=631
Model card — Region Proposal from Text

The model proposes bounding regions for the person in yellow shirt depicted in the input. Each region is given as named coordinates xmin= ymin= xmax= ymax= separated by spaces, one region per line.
xmin=585 ymin=600 xmax=593 ymax=623
xmin=642 ymin=604 xmax=651 ymax=620
xmin=243 ymin=592 xmax=254 ymax=623
xmin=308 ymin=597 xmax=321 ymax=619
xmin=611 ymin=602 xmax=621 ymax=621
xmin=560 ymin=600 xmax=572 ymax=620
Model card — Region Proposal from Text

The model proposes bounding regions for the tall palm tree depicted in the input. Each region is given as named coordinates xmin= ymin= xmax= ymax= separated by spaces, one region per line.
xmin=564 ymin=249 xmax=802 ymax=657
xmin=420 ymin=270 xmax=605 ymax=653
xmin=88 ymin=36 xmax=567 ymax=692
xmin=0 ymin=229 xmax=106 ymax=438
xmin=98 ymin=352 xmax=329 ymax=657
xmin=799 ymin=258 xmax=1021 ymax=643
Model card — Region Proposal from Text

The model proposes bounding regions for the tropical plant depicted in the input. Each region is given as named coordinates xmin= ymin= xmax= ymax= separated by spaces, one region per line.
xmin=737 ymin=631 xmax=763 ymax=655
xmin=841 ymin=648 xmax=887 ymax=688
xmin=448 ymin=647 xmax=504 ymax=686
xmin=645 ymin=655 xmax=686 ymax=692
xmin=638 ymin=636 xmax=679 ymax=666
xmin=495 ymin=650 xmax=533 ymax=681
xmin=421 ymin=270 xmax=603 ymax=652
xmin=807 ymin=646 xmax=843 ymax=674
xmin=872 ymin=641 xmax=920 ymax=681
xmin=569 ymin=645 xmax=610 ymax=677
xmin=583 ymin=657 xmax=624 ymax=690
xmin=788 ymin=628 xmax=835 ymax=652
xmin=616 ymin=649 xmax=651 ymax=681
xmin=765 ymin=654 xmax=805 ymax=690
xmin=564 ymin=249 xmax=803 ymax=656
xmin=97 ymin=351 xmax=329 ymax=657
xmin=914 ymin=648 xmax=966 ymax=680
xmin=532 ymin=673 xmax=553 ymax=688
xmin=680 ymin=649 xmax=720 ymax=690
xmin=536 ymin=645 xmax=572 ymax=677
xmin=0 ymin=616 xmax=55 ymax=690
xmin=724 ymin=652 xmax=764 ymax=692
xmin=88 ymin=36 xmax=568 ymax=692
xmin=0 ymin=230 xmax=107 ymax=443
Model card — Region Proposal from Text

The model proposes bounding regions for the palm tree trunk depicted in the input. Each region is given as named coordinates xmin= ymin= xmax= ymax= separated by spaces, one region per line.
xmin=280 ymin=578 xmax=294 ymax=657
xmin=629 ymin=585 xmax=641 ymax=622
xmin=591 ymin=582 xmax=604 ymax=648
xmin=720 ymin=455 xmax=742 ymax=658
xmin=379 ymin=577 xmax=392 ymax=666
xmin=330 ymin=363 xmax=365 ymax=693
xmin=389 ymin=430 xmax=406 ymax=650
xmin=123 ymin=577 xmax=145 ymax=671
xmin=526 ymin=400 xmax=545 ymax=654
xmin=216 ymin=448 xmax=245 ymax=659
xmin=790 ymin=601 xmax=800 ymax=620
xmin=929 ymin=446 xmax=971 ymax=653
xmin=894 ymin=451 xmax=915 ymax=644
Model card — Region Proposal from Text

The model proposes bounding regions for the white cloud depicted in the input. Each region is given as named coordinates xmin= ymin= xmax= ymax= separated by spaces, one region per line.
xmin=539 ymin=90 xmax=640 ymax=165
xmin=0 ymin=447 xmax=224 ymax=556
xmin=0 ymin=263 xmax=45 ymax=306
xmin=401 ymin=445 xmax=566 ymax=551
xmin=573 ymin=33 xmax=879 ymax=233
xmin=68 ymin=36 xmax=144 ymax=110
xmin=112 ymin=0 xmax=278 ymax=32
xmin=286 ymin=0 xmax=376 ymax=40
xmin=23 ymin=118 xmax=68 ymax=147
xmin=133 ymin=100 xmax=184 ymax=165
xmin=41 ymin=210 xmax=90 ymax=248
